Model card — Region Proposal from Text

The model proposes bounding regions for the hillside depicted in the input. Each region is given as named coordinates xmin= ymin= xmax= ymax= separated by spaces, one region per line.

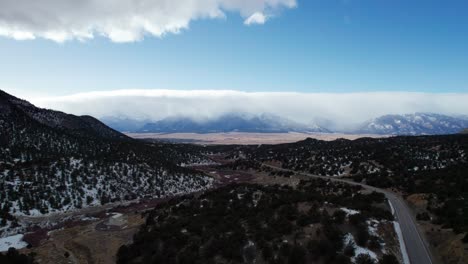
xmin=118 ymin=181 xmax=398 ymax=264
xmin=219 ymin=134 xmax=468 ymax=234
xmin=0 ymin=90 xmax=127 ymax=140
xmin=0 ymin=90 xmax=213 ymax=236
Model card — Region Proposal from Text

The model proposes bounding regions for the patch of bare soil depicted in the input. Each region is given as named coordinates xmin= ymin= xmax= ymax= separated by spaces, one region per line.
xmin=22 ymin=213 xmax=145 ymax=264
xmin=251 ymin=171 xmax=302 ymax=187
xmin=423 ymin=223 xmax=468 ymax=264
xmin=404 ymin=193 xmax=467 ymax=264
xmin=194 ymin=166 xmax=255 ymax=187
xmin=378 ymin=222 xmax=404 ymax=264
xmin=406 ymin=193 xmax=429 ymax=209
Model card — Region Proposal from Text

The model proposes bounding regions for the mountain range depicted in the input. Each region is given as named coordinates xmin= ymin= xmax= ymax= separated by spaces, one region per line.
xmin=101 ymin=112 xmax=468 ymax=135
xmin=356 ymin=113 xmax=468 ymax=135
xmin=138 ymin=113 xmax=329 ymax=133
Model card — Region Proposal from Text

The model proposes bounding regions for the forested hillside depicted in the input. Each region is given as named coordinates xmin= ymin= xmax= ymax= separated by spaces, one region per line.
xmin=0 ymin=90 xmax=213 ymax=236
xmin=220 ymin=135 xmax=468 ymax=235
xmin=118 ymin=181 xmax=399 ymax=264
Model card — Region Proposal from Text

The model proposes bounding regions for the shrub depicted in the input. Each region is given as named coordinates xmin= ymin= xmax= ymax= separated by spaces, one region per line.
xmin=288 ymin=244 xmax=307 ymax=264
xmin=355 ymin=225 xmax=370 ymax=247
xmin=378 ymin=253 xmax=399 ymax=264
xmin=462 ymin=233 xmax=468 ymax=244
xmin=333 ymin=210 xmax=347 ymax=224
xmin=355 ymin=253 xmax=376 ymax=264
xmin=367 ymin=236 xmax=381 ymax=251
xmin=343 ymin=241 xmax=356 ymax=257
xmin=416 ymin=212 xmax=430 ymax=221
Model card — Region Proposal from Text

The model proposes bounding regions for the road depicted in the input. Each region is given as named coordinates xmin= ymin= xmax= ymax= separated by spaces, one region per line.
xmin=262 ymin=163 xmax=435 ymax=264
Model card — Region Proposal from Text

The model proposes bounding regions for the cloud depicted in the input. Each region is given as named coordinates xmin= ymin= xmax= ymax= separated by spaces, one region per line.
xmin=0 ymin=0 xmax=296 ymax=43
xmin=244 ymin=12 xmax=267 ymax=25
xmin=23 ymin=89 xmax=468 ymax=130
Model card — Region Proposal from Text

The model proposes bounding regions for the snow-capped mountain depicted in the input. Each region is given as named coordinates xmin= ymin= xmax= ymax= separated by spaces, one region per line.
xmin=100 ymin=112 xmax=468 ymax=135
xmin=357 ymin=113 xmax=468 ymax=135
xmin=103 ymin=113 xmax=329 ymax=133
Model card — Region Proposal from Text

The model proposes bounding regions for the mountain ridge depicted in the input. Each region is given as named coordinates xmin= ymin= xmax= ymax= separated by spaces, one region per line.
xmin=0 ymin=89 xmax=213 ymax=236
xmin=101 ymin=112 xmax=468 ymax=135
xmin=108 ymin=113 xmax=330 ymax=134
xmin=356 ymin=113 xmax=468 ymax=135
xmin=0 ymin=90 xmax=127 ymax=140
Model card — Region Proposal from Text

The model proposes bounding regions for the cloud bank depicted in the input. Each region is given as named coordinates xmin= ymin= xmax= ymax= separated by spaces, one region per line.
xmin=0 ymin=0 xmax=296 ymax=42
xmin=26 ymin=89 xmax=468 ymax=130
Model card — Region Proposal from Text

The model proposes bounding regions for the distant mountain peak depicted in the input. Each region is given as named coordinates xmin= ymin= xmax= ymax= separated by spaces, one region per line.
xmin=358 ymin=113 xmax=468 ymax=135
xmin=130 ymin=112 xmax=329 ymax=133
xmin=101 ymin=111 xmax=468 ymax=135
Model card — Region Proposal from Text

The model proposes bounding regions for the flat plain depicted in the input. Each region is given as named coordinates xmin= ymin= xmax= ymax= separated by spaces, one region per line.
xmin=126 ymin=132 xmax=387 ymax=145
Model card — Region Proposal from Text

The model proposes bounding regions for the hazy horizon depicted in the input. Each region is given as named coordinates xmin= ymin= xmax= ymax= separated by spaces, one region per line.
xmin=1 ymin=88 xmax=464 ymax=131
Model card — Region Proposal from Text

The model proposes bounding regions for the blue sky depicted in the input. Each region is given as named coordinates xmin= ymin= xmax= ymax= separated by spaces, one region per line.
xmin=1 ymin=0 xmax=468 ymax=97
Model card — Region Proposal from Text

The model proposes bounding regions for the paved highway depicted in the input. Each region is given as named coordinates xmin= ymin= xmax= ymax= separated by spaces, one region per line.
xmin=262 ymin=164 xmax=435 ymax=264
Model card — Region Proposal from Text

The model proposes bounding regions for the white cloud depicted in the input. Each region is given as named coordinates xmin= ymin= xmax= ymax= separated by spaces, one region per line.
xmin=22 ymin=89 xmax=468 ymax=130
xmin=244 ymin=12 xmax=267 ymax=25
xmin=0 ymin=0 xmax=296 ymax=43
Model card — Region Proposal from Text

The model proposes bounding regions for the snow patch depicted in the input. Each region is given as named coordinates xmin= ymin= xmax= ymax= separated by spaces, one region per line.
xmin=0 ymin=234 xmax=28 ymax=252
xmin=343 ymin=233 xmax=378 ymax=263
xmin=340 ymin=208 xmax=360 ymax=216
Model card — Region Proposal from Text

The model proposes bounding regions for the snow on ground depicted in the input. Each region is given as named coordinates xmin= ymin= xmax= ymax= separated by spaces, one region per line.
xmin=111 ymin=213 xmax=123 ymax=219
xmin=0 ymin=234 xmax=28 ymax=252
xmin=343 ymin=233 xmax=378 ymax=263
xmin=27 ymin=209 xmax=42 ymax=216
xmin=367 ymin=219 xmax=380 ymax=236
xmin=367 ymin=219 xmax=388 ymax=254
xmin=340 ymin=207 xmax=360 ymax=216
xmin=81 ymin=216 xmax=99 ymax=221
xmin=180 ymin=160 xmax=220 ymax=167
xmin=388 ymin=200 xmax=395 ymax=215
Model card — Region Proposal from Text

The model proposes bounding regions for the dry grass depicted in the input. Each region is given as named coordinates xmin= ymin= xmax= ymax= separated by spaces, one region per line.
xmin=23 ymin=213 xmax=145 ymax=264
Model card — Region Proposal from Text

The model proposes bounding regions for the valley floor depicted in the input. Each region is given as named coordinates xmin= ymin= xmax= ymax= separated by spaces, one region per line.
xmin=126 ymin=132 xmax=387 ymax=145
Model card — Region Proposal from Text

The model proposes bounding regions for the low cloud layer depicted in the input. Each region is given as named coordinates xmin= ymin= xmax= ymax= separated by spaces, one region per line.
xmin=0 ymin=0 xmax=296 ymax=42
xmin=26 ymin=89 xmax=468 ymax=130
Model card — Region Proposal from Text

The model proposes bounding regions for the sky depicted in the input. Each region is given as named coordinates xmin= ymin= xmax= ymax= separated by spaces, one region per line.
xmin=1 ymin=0 xmax=468 ymax=124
